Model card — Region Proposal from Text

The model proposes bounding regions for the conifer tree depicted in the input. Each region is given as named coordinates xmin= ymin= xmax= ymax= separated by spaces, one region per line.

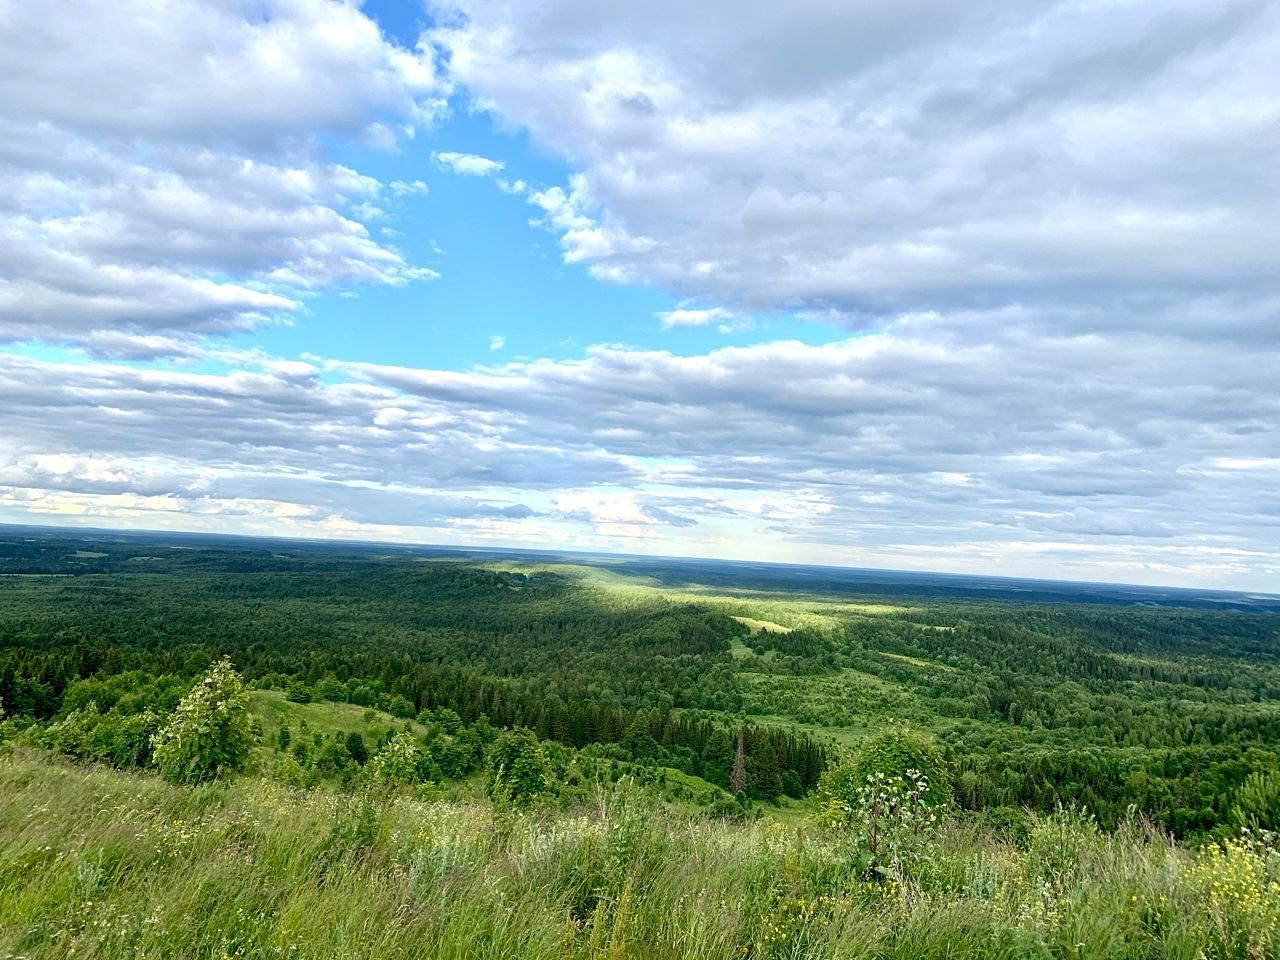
xmin=730 ymin=726 xmax=748 ymax=795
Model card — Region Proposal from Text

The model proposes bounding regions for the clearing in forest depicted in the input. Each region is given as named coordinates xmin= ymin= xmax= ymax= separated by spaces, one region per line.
xmin=731 ymin=615 xmax=793 ymax=634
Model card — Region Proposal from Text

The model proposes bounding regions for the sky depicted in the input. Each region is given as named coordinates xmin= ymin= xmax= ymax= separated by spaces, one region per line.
xmin=1 ymin=0 xmax=1278 ymax=592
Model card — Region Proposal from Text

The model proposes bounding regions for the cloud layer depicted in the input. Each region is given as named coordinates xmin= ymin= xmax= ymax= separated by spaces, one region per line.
xmin=3 ymin=310 xmax=1278 ymax=587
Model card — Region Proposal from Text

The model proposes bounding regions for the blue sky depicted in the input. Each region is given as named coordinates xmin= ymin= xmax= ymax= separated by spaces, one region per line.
xmin=250 ymin=88 xmax=846 ymax=371
xmin=0 ymin=0 xmax=1278 ymax=591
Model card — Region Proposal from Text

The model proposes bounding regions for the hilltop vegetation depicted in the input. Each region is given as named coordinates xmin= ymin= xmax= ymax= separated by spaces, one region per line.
xmin=2 ymin=531 xmax=1280 ymax=957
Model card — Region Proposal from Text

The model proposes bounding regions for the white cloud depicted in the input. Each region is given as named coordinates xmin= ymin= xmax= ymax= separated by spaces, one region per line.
xmin=0 ymin=0 xmax=447 ymax=346
xmin=432 ymin=0 xmax=1280 ymax=325
xmin=658 ymin=307 xmax=734 ymax=329
xmin=489 ymin=334 xmax=506 ymax=351
xmin=432 ymin=151 xmax=506 ymax=176
xmin=390 ymin=180 xmax=430 ymax=196
xmin=526 ymin=179 xmax=656 ymax=271
xmin=2 ymin=0 xmax=446 ymax=149
xmin=1211 ymin=458 xmax=1280 ymax=471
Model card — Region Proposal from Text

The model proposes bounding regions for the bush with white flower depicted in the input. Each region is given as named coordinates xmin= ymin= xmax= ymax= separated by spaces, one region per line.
xmin=151 ymin=659 xmax=255 ymax=784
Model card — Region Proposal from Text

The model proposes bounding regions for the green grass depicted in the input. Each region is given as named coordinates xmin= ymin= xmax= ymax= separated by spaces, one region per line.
xmin=473 ymin=558 xmax=907 ymax=633
xmin=731 ymin=616 xmax=793 ymax=635
xmin=249 ymin=691 xmax=421 ymax=741
xmin=2 ymin=750 xmax=1277 ymax=960
xmin=878 ymin=652 xmax=953 ymax=671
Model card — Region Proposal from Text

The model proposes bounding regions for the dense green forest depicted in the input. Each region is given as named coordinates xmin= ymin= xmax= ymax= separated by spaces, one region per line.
xmin=3 ymin=531 xmax=1278 ymax=832
xmin=2 ymin=530 xmax=1280 ymax=958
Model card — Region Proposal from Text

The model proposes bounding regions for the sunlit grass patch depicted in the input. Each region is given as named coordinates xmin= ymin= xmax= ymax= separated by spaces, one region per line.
xmin=249 ymin=691 xmax=421 ymax=741
xmin=731 ymin=616 xmax=794 ymax=634
xmin=878 ymin=651 xmax=954 ymax=671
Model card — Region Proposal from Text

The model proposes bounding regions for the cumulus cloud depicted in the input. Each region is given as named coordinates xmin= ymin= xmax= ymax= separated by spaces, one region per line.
xmin=2 ymin=0 xmax=445 ymax=148
xmin=433 ymin=0 xmax=1280 ymax=323
xmin=0 ymin=0 xmax=447 ymax=345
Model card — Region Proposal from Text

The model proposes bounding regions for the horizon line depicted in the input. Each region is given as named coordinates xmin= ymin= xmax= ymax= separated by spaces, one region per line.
xmin=2 ymin=518 xmax=1276 ymax=602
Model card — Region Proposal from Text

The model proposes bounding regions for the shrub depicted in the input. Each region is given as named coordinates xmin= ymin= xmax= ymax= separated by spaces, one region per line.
xmin=314 ymin=740 xmax=356 ymax=781
xmin=487 ymin=728 xmax=551 ymax=806
xmin=40 ymin=703 xmax=161 ymax=768
xmin=367 ymin=732 xmax=425 ymax=785
xmin=433 ymin=735 xmax=479 ymax=779
xmin=151 ymin=659 xmax=256 ymax=783
xmin=815 ymin=727 xmax=949 ymax=879
xmin=345 ymin=731 xmax=369 ymax=765
xmin=846 ymin=725 xmax=950 ymax=806
xmin=708 ymin=795 xmax=749 ymax=820
xmin=819 ymin=767 xmax=941 ymax=878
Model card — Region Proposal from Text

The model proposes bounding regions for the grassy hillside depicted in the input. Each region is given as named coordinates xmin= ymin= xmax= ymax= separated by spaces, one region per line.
xmin=3 ymin=750 xmax=1278 ymax=960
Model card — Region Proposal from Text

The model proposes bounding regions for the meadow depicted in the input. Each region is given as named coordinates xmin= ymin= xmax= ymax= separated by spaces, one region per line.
xmin=4 ymin=750 xmax=1279 ymax=960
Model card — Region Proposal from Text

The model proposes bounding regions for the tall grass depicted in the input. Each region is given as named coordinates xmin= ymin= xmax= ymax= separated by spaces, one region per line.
xmin=2 ymin=750 xmax=1277 ymax=959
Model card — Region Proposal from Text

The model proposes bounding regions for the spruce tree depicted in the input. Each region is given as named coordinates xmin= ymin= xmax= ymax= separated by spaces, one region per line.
xmin=730 ymin=727 xmax=748 ymax=795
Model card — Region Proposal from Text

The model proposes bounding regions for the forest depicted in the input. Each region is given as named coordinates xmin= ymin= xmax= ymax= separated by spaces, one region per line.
xmin=2 ymin=529 xmax=1280 ymax=958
